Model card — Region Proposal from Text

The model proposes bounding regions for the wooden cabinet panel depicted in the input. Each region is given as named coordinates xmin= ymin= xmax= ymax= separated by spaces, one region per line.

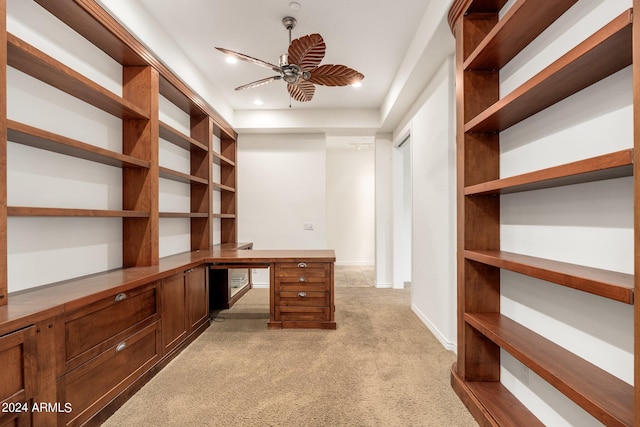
xmin=160 ymin=273 xmax=187 ymax=355
xmin=57 ymin=322 xmax=160 ymax=427
xmin=0 ymin=327 xmax=35 ymax=427
xmin=186 ymin=266 xmax=208 ymax=332
xmin=64 ymin=283 xmax=158 ymax=370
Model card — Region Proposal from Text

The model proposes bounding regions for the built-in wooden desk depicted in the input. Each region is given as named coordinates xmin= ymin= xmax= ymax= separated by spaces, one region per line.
xmin=0 ymin=244 xmax=335 ymax=426
xmin=208 ymin=249 xmax=336 ymax=329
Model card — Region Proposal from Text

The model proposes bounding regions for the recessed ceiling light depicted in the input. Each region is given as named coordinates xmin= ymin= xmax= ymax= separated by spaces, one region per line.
xmin=351 ymin=81 xmax=362 ymax=88
xmin=225 ymin=56 xmax=238 ymax=64
xmin=289 ymin=2 xmax=301 ymax=11
xmin=254 ymin=99 xmax=264 ymax=106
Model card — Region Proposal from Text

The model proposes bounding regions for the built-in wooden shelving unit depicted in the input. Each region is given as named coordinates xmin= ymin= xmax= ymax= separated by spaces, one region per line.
xmin=448 ymin=0 xmax=637 ymax=425
xmin=0 ymin=0 xmax=239 ymax=302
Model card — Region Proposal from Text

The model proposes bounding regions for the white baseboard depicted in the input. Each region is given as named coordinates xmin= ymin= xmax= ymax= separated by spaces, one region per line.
xmin=411 ymin=303 xmax=457 ymax=353
xmin=252 ymin=283 xmax=269 ymax=289
xmin=335 ymin=261 xmax=375 ymax=266
xmin=374 ymin=282 xmax=392 ymax=288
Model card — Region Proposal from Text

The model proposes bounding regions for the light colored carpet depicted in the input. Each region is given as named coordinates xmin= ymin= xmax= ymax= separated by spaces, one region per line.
xmin=102 ymin=285 xmax=477 ymax=426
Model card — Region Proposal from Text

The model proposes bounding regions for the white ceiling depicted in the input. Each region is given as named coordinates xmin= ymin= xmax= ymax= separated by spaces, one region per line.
xmin=104 ymin=0 xmax=455 ymax=134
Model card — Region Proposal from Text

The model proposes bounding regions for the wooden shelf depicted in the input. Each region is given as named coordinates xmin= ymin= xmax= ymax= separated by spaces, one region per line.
xmin=465 ymin=10 xmax=633 ymax=133
xmin=159 ymin=121 xmax=207 ymax=152
xmin=211 ymin=182 xmax=235 ymax=193
xmin=7 ymin=33 xmax=149 ymax=120
xmin=464 ymin=250 xmax=634 ymax=304
xmin=465 ymin=149 xmax=633 ymax=195
xmin=451 ymin=365 xmax=544 ymax=426
xmin=464 ymin=0 xmax=578 ymax=71
xmin=7 ymin=207 xmax=149 ymax=217
xmin=159 ymin=212 xmax=208 ymax=218
xmin=159 ymin=167 xmax=208 ymax=185
xmin=211 ymin=151 xmax=235 ymax=167
xmin=466 ymin=313 xmax=634 ymax=427
xmin=211 ymin=213 xmax=236 ymax=219
xmin=7 ymin=120 xmax=149 ymax=169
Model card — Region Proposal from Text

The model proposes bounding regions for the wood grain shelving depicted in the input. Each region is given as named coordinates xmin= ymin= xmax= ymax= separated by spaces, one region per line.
xmin=7 ymin=120 xmax=149 ymax=169
xmin=465 ymin=9 xmax=633 ymax=133
xmin=463 ymin=0 xmax=578 ymax=71
xmin=7 ymin=33 xmax=149 ymax=120
xmin=465 ymin=149 xmax=633 ymax=195
xmin=159 ymin=121 xmax=207 ymax=152
xmin=159 ymin=212 xmax=208 ymax=218
xmin=211 ymin=213 xmax=236 ymax=219
xmin=159 ymin=166 xmax=208 ymax=185
xmin=465 ymin=250 xmax=634 ymax=304
xmin=7 ymin=207 xmax=149 ymax=217
xmin=211 ymin=182 xmax=236 ymax=193
xmin=449 ymin=1 xmax=638 ymax=425
xmin=466 ymin=313 xmax=634 ymax=427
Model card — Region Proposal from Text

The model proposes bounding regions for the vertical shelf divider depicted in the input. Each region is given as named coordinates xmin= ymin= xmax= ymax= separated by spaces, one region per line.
xmin=0 ymin=0 xmax=6 ymax=305
xmin=190 ymin=115 xmax=213 ymax=251
xmin=122 ymin=65 xmax=160 ymax=267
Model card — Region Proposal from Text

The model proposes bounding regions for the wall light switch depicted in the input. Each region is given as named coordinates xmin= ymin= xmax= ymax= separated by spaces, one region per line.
xmin=303 ymin=223 xmax=314 ymax=231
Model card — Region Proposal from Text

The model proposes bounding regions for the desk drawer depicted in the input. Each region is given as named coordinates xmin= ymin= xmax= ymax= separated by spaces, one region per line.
xmin=276 ymin=290 xmax=329 ymax=307
xmin=58 ymin=321 xmax=160 ymax=426
xmin=274 ymin=276 xmax=329 ymax=292
xmin=64 ymin=283 xmax=158 ymax=367
xmin=275 ymin=306 xmax=331 ymax=322
xmin=274 ymin=262 xmax=330 ymax=279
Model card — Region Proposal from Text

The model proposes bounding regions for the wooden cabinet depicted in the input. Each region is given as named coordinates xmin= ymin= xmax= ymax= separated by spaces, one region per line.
xmin=63 ymin=283 xmax=159 ymax=372
xmin=0 ymin=327 xmax=35 ymax=427
xmin=57 ymin=283 xmax=161 ymax=426
xmin=187 ymin=265 xmax=209 ymax=332
xmin=57 ymin=322 xmax=160 ymax=427
xmin=160 ymin=272 xmax=187 ymax=355
xmin=161 ymin=265 xmax=209 ymax=355
xmin=271 ymin=262 xmax=335 ymax=329
xmin=448 ymin=1 xmax=637 ymax=425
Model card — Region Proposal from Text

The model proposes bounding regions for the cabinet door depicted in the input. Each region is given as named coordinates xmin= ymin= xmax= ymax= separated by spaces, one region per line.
xmin=0 ymin=326 xmax=35 ymax=427
xmin=187 ymin=266 xmax=208 ymax=332
xmin=161 ymin=273 xmax=187 ymax=355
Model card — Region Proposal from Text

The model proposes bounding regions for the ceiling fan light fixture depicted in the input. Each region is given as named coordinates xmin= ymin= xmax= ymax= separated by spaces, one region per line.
xmin=216 ymin=17 xmax=364 ymax=103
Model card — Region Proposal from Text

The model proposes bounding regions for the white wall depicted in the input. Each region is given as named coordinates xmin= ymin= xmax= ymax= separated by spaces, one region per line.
xmin=496 ymin=1 xmax=633 ymax=425
xmin=374 ymin=136 xmax=393 ymax=288
xmin=237 ymin=134 xmax=327 ymax=284
xmin=326 ymin=143 xmax=375 ymax=266
xmin=396 ymin=56 xmax=457 ymax=351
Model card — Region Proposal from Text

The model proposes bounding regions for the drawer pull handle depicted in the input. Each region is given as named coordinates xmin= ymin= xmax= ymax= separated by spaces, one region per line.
xmin=299 ymin=277 xmax=307 ymax=282
xmin=116 ymin=342 xmax=127 ymax=353
xmin=114 ymin=293 xmax=127 ymax=303
xmin=297 ymin=262 xmax=307 ymax=268
xmin=297 ymin=292 xmax=307 ymax=298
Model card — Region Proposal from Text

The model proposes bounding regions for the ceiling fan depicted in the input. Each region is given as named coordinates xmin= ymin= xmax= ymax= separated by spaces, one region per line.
xmin=215 ymin=16 xmax=364 ymax=103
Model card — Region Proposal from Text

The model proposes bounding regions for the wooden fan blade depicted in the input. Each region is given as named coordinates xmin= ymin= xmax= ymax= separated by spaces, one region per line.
xmin=287 ymin=80 xmax=315 ymax=102
xmin=288 ymin=34 xmax=326 ymax=71
xmin=235 ymin=76 xmax=282 ymax=91
xmin=308 ymin=64 xmax=364 ymax=87
xmin=215 ymin=47 xmax=281 ymax=72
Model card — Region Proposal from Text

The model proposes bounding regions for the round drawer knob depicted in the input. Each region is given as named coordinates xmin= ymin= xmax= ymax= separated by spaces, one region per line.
xmin=299 ymin=277 xmax=307 ymax=282
xmin=114 ymin=293 xmax=127 ymax=303
xmin=297 ymin=292 xmax=307 ymax=298
xmin=116 ymin=342 xmax=127 ymax=353
xmin=297 ymin=262 xmax=307 ymax=268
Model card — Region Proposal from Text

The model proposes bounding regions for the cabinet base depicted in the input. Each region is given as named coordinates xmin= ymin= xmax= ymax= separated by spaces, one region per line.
xmin=268 ymin=320 xmax=336 ymax=330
